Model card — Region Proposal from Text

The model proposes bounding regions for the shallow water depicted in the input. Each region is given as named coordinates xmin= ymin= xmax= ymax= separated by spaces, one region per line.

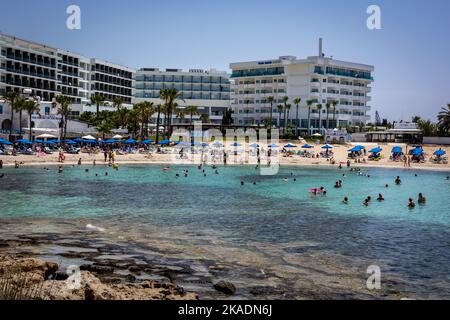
xmin=0 ymin=164 xmax=450 ymax=299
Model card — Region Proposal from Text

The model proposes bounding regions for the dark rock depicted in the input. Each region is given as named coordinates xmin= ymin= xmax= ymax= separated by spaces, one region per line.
xmin=213 ymin=281 xmax=236 ymax=295
xmin=125 ymin=274 xmax=136 ymax=282
xmin=51 ymin=271 xmax=69 ymax=281
xmin=128 ymin=266 xmax=142 ymax=274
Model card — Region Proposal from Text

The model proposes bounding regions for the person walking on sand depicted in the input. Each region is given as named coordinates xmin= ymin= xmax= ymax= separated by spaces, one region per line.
xmin=104 ymin=150 xmax=108 ymax=162
xmin=407 ymin=156 xmax=411 ymax=167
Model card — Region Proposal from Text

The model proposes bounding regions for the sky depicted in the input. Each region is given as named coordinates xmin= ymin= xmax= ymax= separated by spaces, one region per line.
xmin=1 ymin=0 xmax=449 ymax=122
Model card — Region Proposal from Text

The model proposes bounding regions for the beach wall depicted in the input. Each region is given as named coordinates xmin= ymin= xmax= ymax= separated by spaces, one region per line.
xmin=423 ymin=137 xmax=450 ymax=145
xmin=350 ymin=133 xmax=367 ymax=142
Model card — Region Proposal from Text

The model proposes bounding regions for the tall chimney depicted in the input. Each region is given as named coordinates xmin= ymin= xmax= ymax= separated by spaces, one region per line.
xmin=319 ymin=38 xmax=323 ymax=57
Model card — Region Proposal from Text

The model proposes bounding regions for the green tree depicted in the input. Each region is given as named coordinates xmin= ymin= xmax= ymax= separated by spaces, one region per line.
xmin=55 ymin=95 xmax=72 ymax=142
xmin=185 ymin=105 xmax=200 ymax=129
xmin=316 ymin=103 xmax=323 ymax=134
xmin=325 ymin=102 xmax=331 ymax=129
xmin=437 ymin=104 xmax=450 ymax=135
xmin=306 ymin=99 xmax=314 ymax=136
xmin=293 ymin=98 xmax=301 ymax=137
xmin=96 ymin=121 xmax=113 ymax=140
xmin=267 ymin=96 xmax=275 ymax=129
xmin=332 ymin=100 xmax=338 ymax=128
xmin=90 ymin=94 xmax=106 ymax=117
xmin=277 ymin=104 xmax=283 ymax=128
xmin=221 ymin=108 xmax=234 ymax=126
xmin=3 ymin=91 xmax=20 ymax=136
xmin=160 ymin=88 xmax=183 ymax=138
xmin=282 ymin=96 xmax=289 ymax=133
xmin=23 ymin=99 xmax=40 ymax=141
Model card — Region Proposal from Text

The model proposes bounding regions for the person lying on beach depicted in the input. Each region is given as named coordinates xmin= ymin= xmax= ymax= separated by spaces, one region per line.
xmin=418 ymin=193 xmax=426 ymax=204
xmin=408 ymin=198 xmax=416 ymax=209
xmin=377 ymin=194 xmax=385 ymax=201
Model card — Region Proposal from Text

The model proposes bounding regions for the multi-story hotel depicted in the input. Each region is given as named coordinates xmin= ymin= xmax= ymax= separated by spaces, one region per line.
xmin=134 ymin=68 xmax=231 ymax=124
xmin=0 ymin=33 xmax=135 ymax=134
xmin=230 ymin=39 xmax=374 ymax=133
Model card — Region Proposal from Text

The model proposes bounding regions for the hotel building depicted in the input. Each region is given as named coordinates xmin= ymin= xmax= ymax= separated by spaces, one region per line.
xmin=0 ymin=33 xmax=135 ymax=135
xmin=230 ymin=39 xmax=374 ymax=133
xmin=134 ymin=68 xmax=231 ymax=124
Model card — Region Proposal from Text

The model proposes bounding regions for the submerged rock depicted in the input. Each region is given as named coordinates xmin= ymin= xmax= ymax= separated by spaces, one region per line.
xmin=213 ymin=280 xmax=236 ymax=295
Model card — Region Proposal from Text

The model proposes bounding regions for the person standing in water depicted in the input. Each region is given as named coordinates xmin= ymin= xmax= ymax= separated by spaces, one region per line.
xmin=418 ymin=193 xmax=426 ymax=204
xmin=395 ymin=176 xmax=402 ymax=185
xmin=408 ymin=198 xmax=416 ymax=209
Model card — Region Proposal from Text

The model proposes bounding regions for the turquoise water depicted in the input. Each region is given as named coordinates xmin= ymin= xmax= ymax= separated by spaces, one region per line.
xmin=1 ymin=164 xmax=450 ymax=298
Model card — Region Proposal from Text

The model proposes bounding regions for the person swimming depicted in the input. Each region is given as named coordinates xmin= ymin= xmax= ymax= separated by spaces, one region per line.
xmin=334 ymin=181 xmax=341 ymax=188
xmin=395 ymin=176 xmax=402 ymax=185
xmin=283 ymin=178 xmax=289 ymax=182
xmin=418 ymin=193 xmax=426 ymax=204
xmin=343 ymin=197 xmax=349 ymax=204
xmin=377 ymin=193 xmax=385 ymax=201
xmin=408 ymin=198 xmax=415 ymax=209
xmin=241 ymin=181 xmax=244 ymax=186
xmin=385 ymin=184 xmax=389 ymax=188
xmin=363 ymin=196 xmax=371 ymax=206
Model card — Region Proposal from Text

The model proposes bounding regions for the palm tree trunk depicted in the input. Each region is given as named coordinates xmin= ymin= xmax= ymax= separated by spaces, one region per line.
xmin=318 ymin=113 xmax=322 ymax=134
xmin=64 ymin=115 xmax=68 ymax=142
xmin=269 ymin=103 xmax=273 ymax=129
xmin=326 ymin=111 xmax=329 ymax=129
xmin=307 ymin=108 xmax=311 ymax=136
xmin=155 ymin=108 xmax=161 ymax=143
xmin=9 ymin=103 xmax=14 ymax=137
xmin=29 ymin=114 xmax=33 ymax=141
xmin=295 ymin=105 xmax=299 ymax=137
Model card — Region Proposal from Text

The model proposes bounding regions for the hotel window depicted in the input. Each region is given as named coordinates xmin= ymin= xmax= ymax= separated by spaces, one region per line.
xmin=45 ymin=107 xmax=50 ymax=115
xmin=0 ymin=105 xmax=3 ymax=114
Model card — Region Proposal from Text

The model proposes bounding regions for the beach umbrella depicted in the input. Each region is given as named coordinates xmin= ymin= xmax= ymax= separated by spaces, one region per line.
xmin=36 ymin=133 xmax=57 ymax=139
xmin=125 ymin=139 xmax=137 ymax=144
xmin=74 ymin=137 xmax=85 ymax=143
xmin=348 ymin=147 xmax=361 ymax=153
xmin=191 ymin=141 xmax=203 ymax=147
xmin=249 ymin=143 xmax=260 ymax=148
xmin=433 ymin=149 xmax=446 ymax=156
xmin=35 ymin=139 xmax=45 ymax=144
xmin=65 ymin=140 xmax=76 ymax=145
xmin=84 ymin=139 xmax=97 ymax=144
xmin=268 ymin=143 xmax=279 ymax=148
xmin=302 ymin=144 xmax=314 ymax=149
xmin=82 ymin=135 xmax=96 ymax=140
xmin=103 ymin=139 xmax=117 ymax=144
xmin=391 ymin=146 xmax=402 ymax=154
xmin=230 ymin=142 xmax=242 ymax=147
xmin=321 ymin=144 xmax=334 ymax=149
xmin=0 ymin=139 xmax=13 ymax=145
xmin=45 ymin=140 xmax=56 ymax=145
xmin=16 ymin=139 xmax=33 ymax=145
xmin=411 ymin=148 xmax=424 ymax=156
xmin=157 ymin=139 xmax=171 ymax=145
xmin=212 ymin=141 xmax=224 ymax=147
xmin=201 ymin=142 xmax=209 ymax=148
xmin=312 ymin=133 xmax=322 ymax=137
xmin=140 ymin=139 xmax=153 ymax=145
xmin=284 ymin=143 xmax=297 ymax=148
xmin=369 ymin=147 xmax=383 ymax=153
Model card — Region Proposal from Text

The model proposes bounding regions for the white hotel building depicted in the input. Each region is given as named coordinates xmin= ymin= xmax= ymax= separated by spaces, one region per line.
xmin=0 ymin=33 xmax=135 ymax=137
xmin=230 ymin=40 xmax=374 ymax=133
xmin=134 ymin=68 xmax=231 ymax=125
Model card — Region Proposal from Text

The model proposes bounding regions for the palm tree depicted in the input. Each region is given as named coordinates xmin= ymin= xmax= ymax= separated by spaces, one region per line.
xmin=15 ymin=98 xmax=26 ymax=137
xmin=267 ymin=96 xmax=275 ymax=129
xmin=277 ymin=104 xmax=283 ymax=128
xmin=316 ymin=103 xmax=323 ymax=134
xmin=96 ymin=121 xmax=113 ymax=140
xmin=306 ymin=99 xmax=313 ymax=136
xmin=155 ymin=104 xmax=164 ymax=144
xmin=126 ymin=108 xmax=140 ymax=139
xmin=55 ymin=95 xmax=72 ymax=142
xmin=282 ymin=96 xmax=289 ymax=133
xmin=90 ymin=94 xmax=106 ymax=117
xmin=135 ymin=101 xmax=154 ymax=139
xmin=437 ymin=104 xmax=450 ymax=135
xmin=159 ymin=88 xmax=182 ymax=138
xmin=293 ymin=98 xmax=301 ymax=137
xmin=23 ymin=99 xmax=41 ymax=141
xmin=285 ymin=104 xmax=292 ymax=133
xmin=4 ymin=91 xmax=20 ymax=136
xmin=185 ymin=105 xmax=200 ymax=129
xmin=175 ymin=105 xmax=185 ymax=123
xmin=332 ymin=100 xmax=338 ymax=128
xmin=112 ymin=97 xmax=123 ymax=111
xmin=325 ymin=102 xmax=331 ymax=129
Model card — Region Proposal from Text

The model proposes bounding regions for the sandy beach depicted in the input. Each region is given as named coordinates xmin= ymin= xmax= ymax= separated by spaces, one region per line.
xmin=1 ymin=141 xmax=449 ymax=172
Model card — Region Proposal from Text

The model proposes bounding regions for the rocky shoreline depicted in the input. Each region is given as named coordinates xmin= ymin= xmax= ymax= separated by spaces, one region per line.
xmin=0 ymin=255 xmax=198 ymax=300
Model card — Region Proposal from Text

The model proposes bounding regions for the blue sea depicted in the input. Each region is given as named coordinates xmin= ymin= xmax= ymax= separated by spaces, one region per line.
xmin=0 ymin=164 xmax=449 ymax=299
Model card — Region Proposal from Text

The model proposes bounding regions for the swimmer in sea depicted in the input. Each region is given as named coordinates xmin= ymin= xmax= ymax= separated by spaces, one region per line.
xmin=408 ymin=198 xmax=415 ymax=209
xmin=395 ymin=176 xmax=402 ymax=185
xmin=343 ymin=197 xmax=349 ymax=204
xmin=418 ymin=193 xmax=426 ymax=204
xmin=363 ymin=196 xmax=371 ymax=206
xmin=377 ymin=193 xmax=385 ymax=201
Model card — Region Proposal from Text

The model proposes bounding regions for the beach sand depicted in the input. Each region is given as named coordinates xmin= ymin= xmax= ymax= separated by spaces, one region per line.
xmin=1 ymin=141 xmax=449 ymax=171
